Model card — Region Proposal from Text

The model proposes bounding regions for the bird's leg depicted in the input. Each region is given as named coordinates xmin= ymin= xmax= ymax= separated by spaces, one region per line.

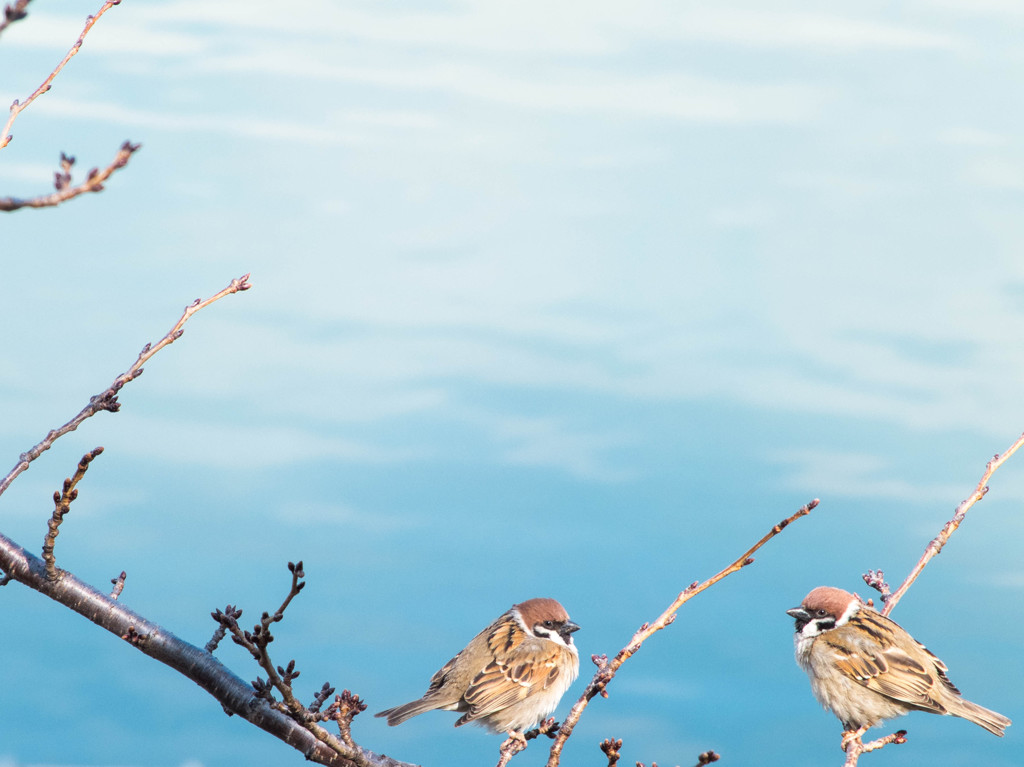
xmin=840 ymin=725 xmax=869 ymax=752
xmin=495 ymin=731 xmax=530 ymax=767
xmin=501 ymin=730 xmax=528 ymax=750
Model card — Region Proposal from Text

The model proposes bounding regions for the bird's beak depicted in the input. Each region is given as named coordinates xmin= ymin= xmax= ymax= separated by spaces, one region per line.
xmin=786 ymin=607 xmax=809 ymax=620
xmin=560 ymin=620 xmax=581 ymax=641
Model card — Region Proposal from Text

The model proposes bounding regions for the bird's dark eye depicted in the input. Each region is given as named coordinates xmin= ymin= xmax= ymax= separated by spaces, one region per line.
xmin=815 ymin=609 xmax=829 ymax=617
xmin=543 ymin=620 xmax=555 ymax=628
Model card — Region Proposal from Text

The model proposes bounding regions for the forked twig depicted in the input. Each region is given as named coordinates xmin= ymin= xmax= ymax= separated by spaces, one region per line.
xmin=599 ymin=738 xmax=622 ymax=767
xmin=0 ymin=141 xmax=141 ymax=211
xmin=497 ymin=719 xmax=558 ymax=767
xmin=212 ymin=563 xmax=400 ymax=767
xmin=842 ymin=729 xmax=907 ymax=766
xmin=0 ymin=274 xmax=251 ymax=499
xmin=881 ymin=431 xmax=1024 ymax=617
xmin=544 ymin=499 xmax=820 ymax=767
xmin=1 ymin=0 xmax=122 ymax=149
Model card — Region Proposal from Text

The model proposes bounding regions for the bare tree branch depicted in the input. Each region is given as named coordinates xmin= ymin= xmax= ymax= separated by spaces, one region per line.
xmin=1 ymin=0 xmax=122 ymax=149
xmin=599 ymin=738 xmax=622 ymax=767
xmin=842 ymin=729 xmax=906 ymax=766
xmin=0 ymin=526 xmax=413 ymax=767
xmin=0 ymin=281 xmax=417 ymax=767
xmin=0 ymin=141 xmax=141 ymax=211
xmin=0 ymin=0 xmax=33 ymax=39
xmin=544 ymin=498 xmax=821 ymax=767
xmin=41 ymin=446 xmax=103 ymax=579
xmin=880 ymin=431 xmax=1024 ymax=616
xmin=109 ymin=569 xmax=126 ymax=599
xmin=208 ymin=562 xmax=417 ymax=767
xmin=693 ymin=751 xmax=721 ymax=766
xmin=844 ymin=431 xmax=1024 ymax=763
xmin=0 ymin=273 xmax=252 ymax=499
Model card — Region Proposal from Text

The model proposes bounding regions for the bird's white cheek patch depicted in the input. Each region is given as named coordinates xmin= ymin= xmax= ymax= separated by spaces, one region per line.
xmin=834 ymin=600 xmax=860 ymax=628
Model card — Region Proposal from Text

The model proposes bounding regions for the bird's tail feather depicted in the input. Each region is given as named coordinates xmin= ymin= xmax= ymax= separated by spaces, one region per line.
xmin=954 ymin=699 xmax=1011 ymax=737
xmin=375 ymin=698 xmax=441 ymax=726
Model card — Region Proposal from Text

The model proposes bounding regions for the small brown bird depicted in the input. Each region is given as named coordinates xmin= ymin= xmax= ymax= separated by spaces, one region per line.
xmin=788 ymin=586 xmax=1010 ymax=737
xmin=376 ymin=598 xmax=580 ymax=734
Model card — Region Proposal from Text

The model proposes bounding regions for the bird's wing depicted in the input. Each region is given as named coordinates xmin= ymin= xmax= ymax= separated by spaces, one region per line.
xmin=832 ymin=611 xmax=954 ymax=715
xmin=458 ymin=627 xmax=568 ymax=722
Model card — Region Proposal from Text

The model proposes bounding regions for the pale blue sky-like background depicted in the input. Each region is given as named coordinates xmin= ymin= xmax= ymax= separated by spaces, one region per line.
xmin=2 ymin=2 xmax=1024 ymax=766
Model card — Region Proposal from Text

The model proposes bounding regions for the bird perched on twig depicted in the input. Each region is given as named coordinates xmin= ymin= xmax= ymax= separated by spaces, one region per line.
xmin=787 ymin=586 xmax=1010 ymax=741
xmin=376 ymin=598 xmax=580 ymax=735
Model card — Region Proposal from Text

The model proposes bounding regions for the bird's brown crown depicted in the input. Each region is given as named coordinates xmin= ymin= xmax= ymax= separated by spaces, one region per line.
xmin=800 ymin=586 xmax=858 ymax=618
xmin=514 ymin=598 xmax=570 ymax=625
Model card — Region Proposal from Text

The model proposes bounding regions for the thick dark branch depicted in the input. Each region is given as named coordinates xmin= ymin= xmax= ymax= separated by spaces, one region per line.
xmin=0 ymin=534 xmax=415 ymax=767
xmin=0 ymin=274 xmax=251 ymax=499
xmin=0 ymin=141 xmax=140 ymax=211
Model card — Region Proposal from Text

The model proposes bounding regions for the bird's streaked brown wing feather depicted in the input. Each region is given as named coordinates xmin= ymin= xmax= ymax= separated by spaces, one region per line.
xmin=458 ymin=625 xmax=569 ymax=723
xmin=831 ymin=611 xmax=952 ymax=715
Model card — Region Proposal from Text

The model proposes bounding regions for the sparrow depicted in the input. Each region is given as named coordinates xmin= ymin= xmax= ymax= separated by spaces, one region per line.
xmin=788 ymin=586 xmax=1010 ymax=738
xmin=376 ymin=598 xmax=580 ymax=734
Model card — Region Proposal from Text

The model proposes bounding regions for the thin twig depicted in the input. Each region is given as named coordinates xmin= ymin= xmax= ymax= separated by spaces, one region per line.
xmin=842 ymin=729 xmax=907 ymax=766
xmin=693 ymin=752 xmax=720 ymax=766
xmin=845 ymin=434 xmax=1024 ymax=762
xmin=0 ymin=274 xmax=252 ymax=500
xmin=545 ymin=499 xmax=820 ymax=767
xmin=327 ymin=690 xmax=367 ymax=747
xmin=0 ymin=141 xmax=141 ymax=211
xmin=215 ymin=562 xmax=390 ymax=767
xmin=0 ymin=0 xmax=33 ymax=39
xmin=41 ymin=447 xmax=103 ymax=580
xmin=1 ymin=0 xmax=122 ymax=149
xmin=109 ymin=570 xmax=126 ymax=599
xmin=206 ymin=604 xmax=242 ymax=653
xmin=881 ymin=431 xmax=1024 ymax=616
xmin=861 ymin=569 xmax=891 ymax=607
xmin=599 ymin=738 xmax=623 ymax=767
